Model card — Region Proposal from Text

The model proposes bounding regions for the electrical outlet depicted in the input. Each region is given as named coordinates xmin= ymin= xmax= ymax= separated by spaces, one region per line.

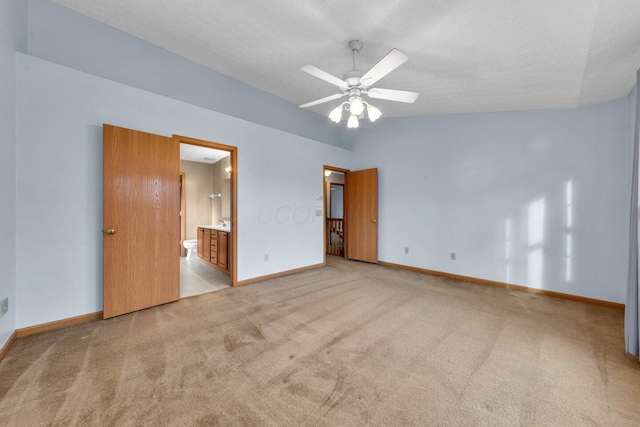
xmin=264 ymin=253 xmax=269 ymax=262
xmin=0 ymin=297 xmax=8 ymax=319
xmin=450 ymin=252 xmax=456 ymax=261
xmin=404 ymin=247 xmax=409 ymax=254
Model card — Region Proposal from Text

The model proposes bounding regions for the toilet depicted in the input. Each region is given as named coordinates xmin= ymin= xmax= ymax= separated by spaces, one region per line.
xmin=183 ymin=239 xmax=197 ymax=260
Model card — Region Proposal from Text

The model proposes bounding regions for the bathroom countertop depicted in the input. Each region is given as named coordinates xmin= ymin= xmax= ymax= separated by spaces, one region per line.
xmin=198 ymin=225 xmax=231 ymax=232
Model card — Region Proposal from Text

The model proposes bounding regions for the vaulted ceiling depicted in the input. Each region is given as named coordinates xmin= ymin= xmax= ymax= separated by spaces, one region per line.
xmin=54 ymin=0 xmax=640 ymax=118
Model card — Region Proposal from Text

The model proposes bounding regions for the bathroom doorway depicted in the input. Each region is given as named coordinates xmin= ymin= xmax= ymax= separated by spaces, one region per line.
xmin=176 ymin=135 xmax=238 ymax=297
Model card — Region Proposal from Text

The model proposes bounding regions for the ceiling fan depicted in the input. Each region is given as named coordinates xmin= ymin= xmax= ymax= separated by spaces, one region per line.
xmin=299 ymin=40 xmax=419 ymax=128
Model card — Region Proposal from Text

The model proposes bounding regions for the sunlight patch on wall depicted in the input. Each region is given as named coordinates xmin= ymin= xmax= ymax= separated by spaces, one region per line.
xmin=565 ymin=180 xmax=573 ymax=228
xmin=504 ymin=217 xmax=513 ymax=283
xmin=528 ymin=249 xmax=543 ymax=287
xmin=565 ymin=234 xmax=573 ymax=282
xmin=527 ymin=198 xmax=545 ymax=288
xmin=564 ymin=180 xmax=574 ymax=283
xmin=528 ymin=198 xmax=545 ymax=247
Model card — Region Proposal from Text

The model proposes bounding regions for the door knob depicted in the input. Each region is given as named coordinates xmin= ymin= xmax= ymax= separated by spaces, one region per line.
xmin=105 ymin=228 xmax=116 ymax=235
xmin=371 ymin=219 xmax=378 ymax=223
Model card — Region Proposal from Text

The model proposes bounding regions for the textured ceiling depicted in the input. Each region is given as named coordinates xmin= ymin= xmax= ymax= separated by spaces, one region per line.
xmin=53 ymin=0 xmax=640 ymax=118
xmin=180 ymin=143 xmax=229 ymax=164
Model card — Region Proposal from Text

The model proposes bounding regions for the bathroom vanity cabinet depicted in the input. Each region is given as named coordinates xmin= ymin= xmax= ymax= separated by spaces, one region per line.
xmin=197 ymin=227 xmax=230 ymax=275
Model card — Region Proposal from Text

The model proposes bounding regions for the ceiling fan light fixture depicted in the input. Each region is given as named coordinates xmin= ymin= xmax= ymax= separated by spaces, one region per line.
xmin=367 ymin=104 xmax=382 ymax=122
xmin=328 ymin=105 xmax=343 ymax=123
xmin=299 ymin=40 xmax=418 ymax=129
xmin=349 ymin=96 xmax=364 ymax=116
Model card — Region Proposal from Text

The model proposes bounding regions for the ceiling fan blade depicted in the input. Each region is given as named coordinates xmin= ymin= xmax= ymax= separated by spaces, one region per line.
xmin=367 ymin=88 xmax=419 ymax=103
xmin=299 ymin=93 xmax=346 ymax=108
xmin=300 ymin=65 xmax=348 ymax=90
xmin=360 ymin=49 xmax=408 ymax=87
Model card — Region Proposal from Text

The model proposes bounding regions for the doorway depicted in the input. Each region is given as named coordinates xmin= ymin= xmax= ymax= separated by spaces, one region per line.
xmin=103 ymin=125 xmax=239 ymax=319
xmin=323 ymin=165 xmax=379 ymax=265
xmin=176 ymin=135 xmax=239 ymax=288
xmin=324 ymin=166 xmax=349 ymax=261
xmin=179 ymin=143 xmax=232 ymax=298
xmin=325 ymin=169 xmax=346 ymax=257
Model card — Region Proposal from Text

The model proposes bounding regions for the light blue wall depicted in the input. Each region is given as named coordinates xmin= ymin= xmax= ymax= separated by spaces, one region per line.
xmin=0 ymin=0 xmax=27 ymax=348
xmin=350 ymin=99 xmax=633 ymax=303
xmin=26 ymin=0 xmax=346 ymax=148
xmin=15 ymin=54 xmax=351 ymax=328
xmin=3 ymin=0 xmax=637 ymax=333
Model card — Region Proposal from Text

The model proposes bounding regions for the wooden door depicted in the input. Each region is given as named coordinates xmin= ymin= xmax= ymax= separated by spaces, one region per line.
xmin=103 ymin=124 xmax=180 ymax=318
xmin=345 ymin=168 xmax=378 ymax=263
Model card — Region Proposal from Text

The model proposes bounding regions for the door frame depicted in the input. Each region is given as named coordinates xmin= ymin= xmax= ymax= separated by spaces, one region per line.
xmin=175 ymin=134 xmax=239 ymax=286
xmin=180 ymin=172 xmax=186 ymax=257
xmin=323 ymin=165 xmax=350 ymax=265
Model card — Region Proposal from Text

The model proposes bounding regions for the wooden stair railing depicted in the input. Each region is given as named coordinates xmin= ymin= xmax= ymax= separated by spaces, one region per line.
xmin=327 ymin=218 xmax=344 ymax=256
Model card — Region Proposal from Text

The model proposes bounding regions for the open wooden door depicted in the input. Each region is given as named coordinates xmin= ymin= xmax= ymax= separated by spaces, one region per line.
xmin=103 ymin=124 xmax=180 ymax=318
xmin=345 ymin=168 xmax=378 ymax=263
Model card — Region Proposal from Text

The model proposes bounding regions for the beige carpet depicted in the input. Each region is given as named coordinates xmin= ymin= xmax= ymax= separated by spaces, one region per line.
xmin=1 ymin=257 xmax=639 ymax=426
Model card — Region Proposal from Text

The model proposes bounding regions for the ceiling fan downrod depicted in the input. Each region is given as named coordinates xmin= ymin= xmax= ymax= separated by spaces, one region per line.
xmin=349 ymin=40 xmax=363 ymax=72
